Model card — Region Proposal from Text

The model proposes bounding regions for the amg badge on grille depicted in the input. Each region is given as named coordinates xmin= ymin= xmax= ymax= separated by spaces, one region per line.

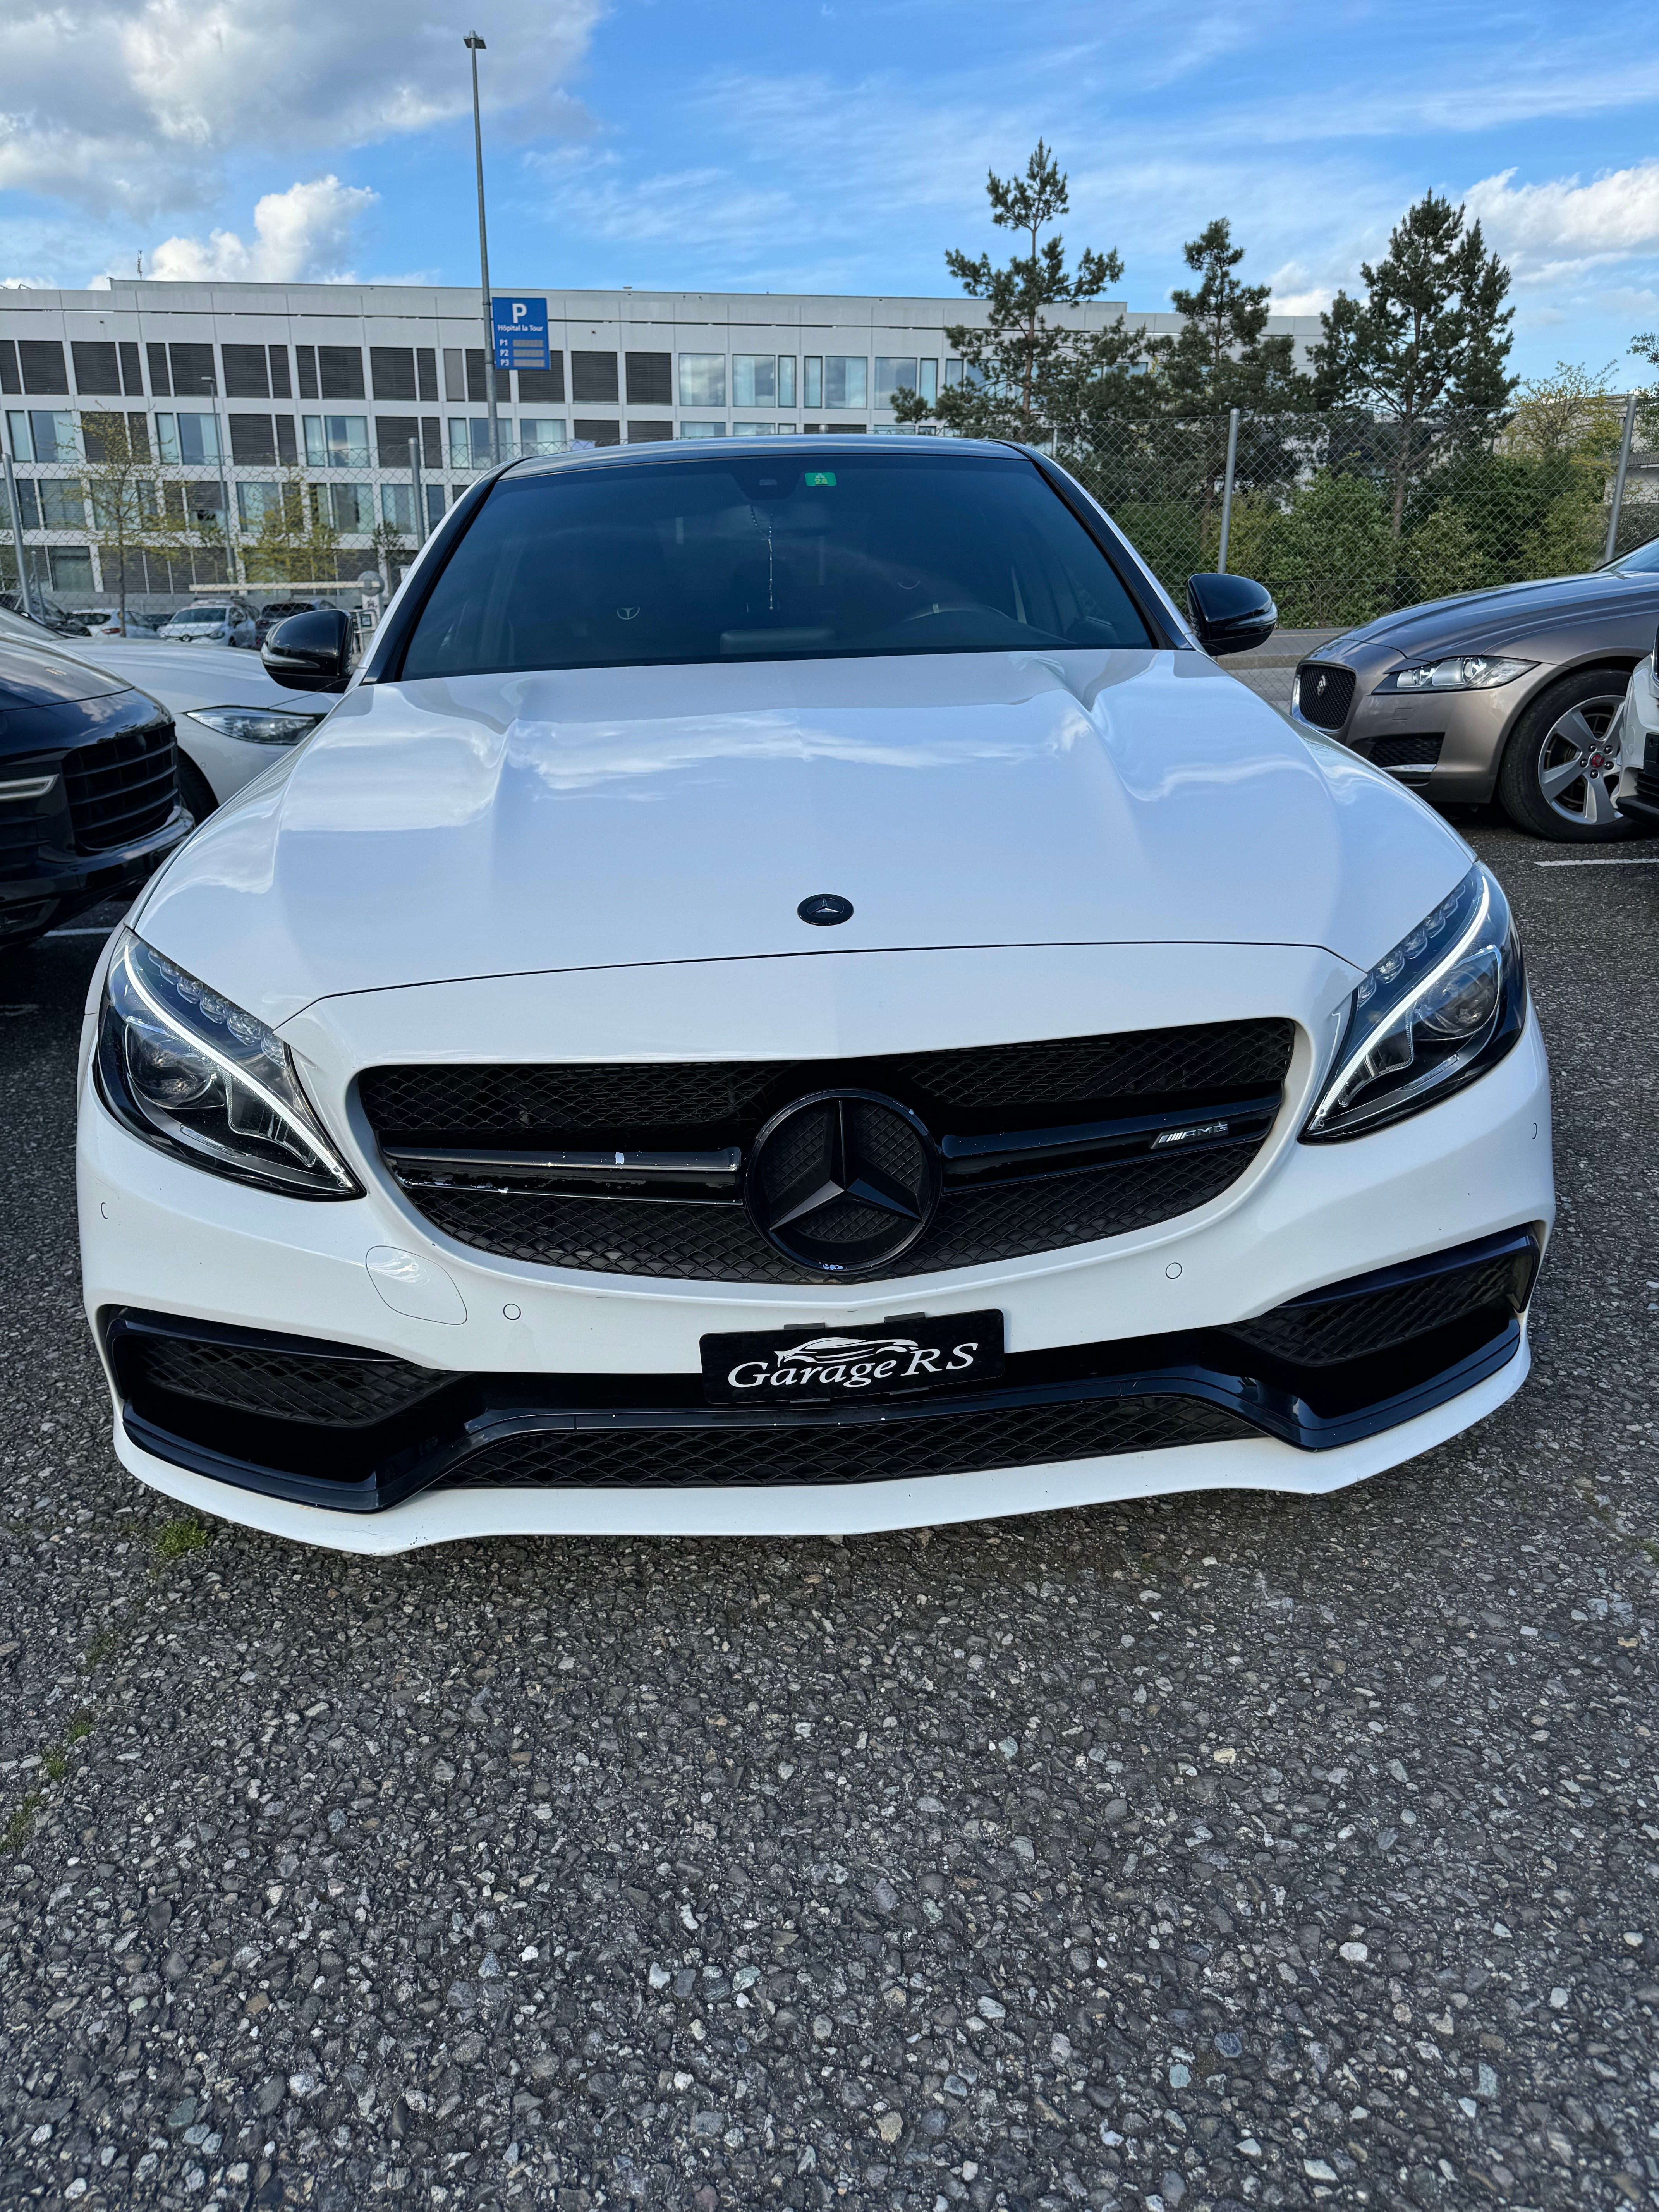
xmin=797 ymin=893 xmax=854 ymax=926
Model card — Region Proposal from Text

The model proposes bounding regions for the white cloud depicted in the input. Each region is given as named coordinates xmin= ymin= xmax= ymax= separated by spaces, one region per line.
xmin=1465 ymin=162 xmax=1659 ymax=282
xmin=149 ymin=177 xmax=379 ymax=283
xmin=0 ymin=0 xmax=601 ymax=223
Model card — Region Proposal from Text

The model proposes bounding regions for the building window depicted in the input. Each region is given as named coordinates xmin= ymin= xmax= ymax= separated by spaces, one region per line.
xmin=169 ymin=342 xmax=218 ymax=400
xmin=370 ymin=347 xmax=418 ymax=401
xmin=447 ymin=418 xmax=493 ymax=469
xmin=39 ymin=480 xmax=88 ymax=529
xmin=327 ymin=483 xmax=373 ymax=534
xmin=572 ymin=419 xmax=620 ymax=447
xmin=944 ymin=358 xmax=962 ymax=387
xmin=678 ymin=355 xmax=726 ymax=409
xmin=519 ymin=419 xmax=567 ymax=455
xmin=268 ymin=345 xmax=293 ymax=399
xmin=731 ymin=422 xmax=774 ymax=437
xmin=229 ymin=415 xmax=277 ymax=466
xmin=380 ymin=483 xmax=418 ymax=534
xmin=733 ymin=355 xmax=776 ymax=408
xmin=303 ymin=415 xmax=370 ymax=469
xmin=6 ymin=410 xmax=77 ymax=464
xmin=626 ymin=420 xmax=673 ymax=443
xmin=318 ymin=347 xmax=366 ymax=402
xmin=778 ymin=356 xmax=797 ymax=409
xmin=443 ymin=349 xmax=468 ymax=403
xmin=824 ymin=357 xmax=867 ymax=409
xmin=82 ymin=412 xmax=149 ymax=462
xmin=48 ymin=546 xmax=93 ymax=594
xmin=276 ymin=417 xmax=298 ymax=467
xmin=918 ymin=359 xmax=938 ymax=402
xmin=71 ymin=341 xmax=122 ymax=396
xmin=572 ymin=354 xmax=619 ymax=405
xmin=221 ymin=345 xmax=271 ymax=399
xmin=518 ymin=361 xmax=565 ymax=405
xmin=375 ymin=416 xmax=421 ymax=469
xmin=425 ymin=484 xmax=447 ymax=529
xmin=874 ymin=357 xmax=919 ymax=406
xmin=678 ymin=420 xmax=726 ymax=439
xmin=802 ymin=357 xmax=822 ymax=410
xmin=625 ymin=353 xmax=672 ymax=406
xmin=19 ymin=340 xmax=70 ymax=395
xmin=237 ymin=481 xmax=286 ymax=528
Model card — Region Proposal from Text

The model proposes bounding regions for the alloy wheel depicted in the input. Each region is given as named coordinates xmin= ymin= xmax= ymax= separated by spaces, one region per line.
xmin=1533 ymin=693 xmax=1628 ymax=828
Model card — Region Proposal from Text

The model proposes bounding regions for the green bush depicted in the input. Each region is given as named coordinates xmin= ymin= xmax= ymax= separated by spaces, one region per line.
xmin=1258 ymin=470 xmax=1394 ymax=628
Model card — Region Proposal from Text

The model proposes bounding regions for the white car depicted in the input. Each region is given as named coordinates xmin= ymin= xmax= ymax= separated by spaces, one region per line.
xmin=0 ymin=605 xmax=328 ymax=817
xmin=1614 ymin=651 xmax=1659 ymax=828
xmin=76 ymin=436 xmax=1554 ymax=1554
xmin=158 ymin=601 xmax=257 ymax=650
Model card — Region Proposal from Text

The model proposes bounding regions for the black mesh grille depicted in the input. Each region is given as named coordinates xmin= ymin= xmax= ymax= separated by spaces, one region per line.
xmin=63 ymin=721 xmax=177 ymax=851
xmin=441 ymin=1396 xmax=1253 ymax=1492
xmin=412 ymin=1149 xmax=1252 ymax=1283
xmin=129 ymin=1332 xmax=453 ymax=1427
xmin=361 ymin=1021 xmax=1292 ymax=1281
xmin=1370 ymin=734 xmax=1443 ymax=771
xmin=1229 ymin=1252 xmax=1527 ymax=1367
xmin=1296 ymin=665 xmax=1356 ymax=731
xmin=358 ymin=1021 xmax=1294 ymax=1143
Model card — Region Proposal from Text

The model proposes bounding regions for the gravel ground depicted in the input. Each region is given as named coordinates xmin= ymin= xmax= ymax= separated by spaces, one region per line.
xmin=2 ymin=826 xmax=1657 ymax=2212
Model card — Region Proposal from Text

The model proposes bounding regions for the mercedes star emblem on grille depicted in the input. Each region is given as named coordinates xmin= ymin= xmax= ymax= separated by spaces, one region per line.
xmin=797 ymin=893 xmax=854 ymax=926
xmin=744 ymin=1089 xmax=942 ymax=1274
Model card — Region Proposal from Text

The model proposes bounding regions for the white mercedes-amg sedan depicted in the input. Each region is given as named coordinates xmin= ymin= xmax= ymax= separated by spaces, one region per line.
xmin=75 ymin=436 xmax=1553 ymax=1553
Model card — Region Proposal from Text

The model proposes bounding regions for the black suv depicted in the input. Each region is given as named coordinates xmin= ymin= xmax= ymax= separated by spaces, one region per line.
xmin=0 ymin=634 xmax=192 ymax=952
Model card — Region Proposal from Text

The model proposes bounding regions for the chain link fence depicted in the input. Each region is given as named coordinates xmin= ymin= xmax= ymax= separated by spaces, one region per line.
xmin=1060 ymin=405 xmax=1657 ymax=630
xmin=2 ymin=409 xmax=1654 ymax=634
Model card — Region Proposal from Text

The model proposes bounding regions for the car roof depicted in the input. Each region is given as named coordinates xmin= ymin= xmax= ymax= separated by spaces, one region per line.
xmin=503 ymin=432 xmax=1028 ymax=484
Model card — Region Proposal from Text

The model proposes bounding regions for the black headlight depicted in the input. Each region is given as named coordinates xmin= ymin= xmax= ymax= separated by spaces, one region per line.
xmin=1302 ymin=864 xmax=1525 ymax=1142
xmin=95 ymin=931 xmax=361 ymax=1198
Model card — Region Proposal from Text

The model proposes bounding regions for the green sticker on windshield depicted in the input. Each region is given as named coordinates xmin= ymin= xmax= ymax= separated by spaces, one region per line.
xmin=804 ymin=471 xmax=836 ymax=486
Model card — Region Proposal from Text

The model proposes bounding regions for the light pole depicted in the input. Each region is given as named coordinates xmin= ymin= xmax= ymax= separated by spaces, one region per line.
xmin=464 ymin=32 xmax=501 ymax=467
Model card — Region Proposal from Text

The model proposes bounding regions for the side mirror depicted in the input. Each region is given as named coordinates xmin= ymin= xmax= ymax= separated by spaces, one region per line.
xmin=1187 ymin=573 xmax=1277 ymax=657
xmin=261 ymin=607 xmax=356 ymax=693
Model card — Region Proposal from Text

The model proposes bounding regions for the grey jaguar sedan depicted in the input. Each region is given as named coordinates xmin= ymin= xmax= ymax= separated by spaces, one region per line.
xmin=1291 ymin=537 xmax=1659 ymax=840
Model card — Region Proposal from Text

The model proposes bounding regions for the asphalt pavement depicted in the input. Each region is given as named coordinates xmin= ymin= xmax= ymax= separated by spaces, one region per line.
xmin=1 ymin=822 xmax=1656 ymax=2212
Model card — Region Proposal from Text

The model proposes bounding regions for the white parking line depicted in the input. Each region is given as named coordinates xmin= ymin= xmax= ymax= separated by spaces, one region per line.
xmin=1534 ymin=856 xmax=1659 ymax=867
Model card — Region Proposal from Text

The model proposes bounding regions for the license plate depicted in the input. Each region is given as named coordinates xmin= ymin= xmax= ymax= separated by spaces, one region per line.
xmin=701 ymin=1310 xmax=1005 ymax=1404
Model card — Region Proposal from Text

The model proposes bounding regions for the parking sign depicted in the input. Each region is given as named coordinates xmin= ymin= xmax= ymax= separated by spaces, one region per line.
xmin=492 ymin=297 xmax=550 ymax=373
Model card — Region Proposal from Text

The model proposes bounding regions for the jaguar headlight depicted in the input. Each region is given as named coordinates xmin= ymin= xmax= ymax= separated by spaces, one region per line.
xmin=95 ymin=931 xmax=359 ymax=1197
xmin=1304 ymin=864 xmax=1525 ymax=1141
xmin=1376 ymin=656 xmax=1534 ymax=694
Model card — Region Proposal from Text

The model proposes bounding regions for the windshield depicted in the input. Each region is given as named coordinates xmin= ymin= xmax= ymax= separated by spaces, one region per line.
xmin=1606 ymin=536 xmax=1659 ymax=574
xmin=398 ymin=448 xmax=1155 ymax=679
xmin=175 ymin=606 xmax=229 ymax=622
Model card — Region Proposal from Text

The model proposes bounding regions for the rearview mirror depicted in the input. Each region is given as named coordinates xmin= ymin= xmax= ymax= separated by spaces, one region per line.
xmin=261 ymin=608 xmax=356 ymax=693
xmin=1187 ymin=574 xmax=1277 ymax=658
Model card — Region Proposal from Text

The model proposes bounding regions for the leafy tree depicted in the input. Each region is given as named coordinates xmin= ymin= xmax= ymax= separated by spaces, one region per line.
xmin=1313 ymin=191 xmax=1515 ymax=533
xmin=894 ymin=141 xmax=1146 ymax=443
xmin=1257 ymin=469 xmax=1394 ymax=628
xmin=1504 ymin=361 xmax=1623 ymax=467
xmin=80 ymin=410 xmax=186 ymax=632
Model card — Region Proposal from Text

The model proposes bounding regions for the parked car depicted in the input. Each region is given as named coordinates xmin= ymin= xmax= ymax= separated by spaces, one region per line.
xmin=1291 ymin=536 xmax=1659 ymax=840
xmin=159 ymin=600 xmax=257 ymax=649
xmin=88 ymin=611 xmax=165 ymax=637
xmin=79 ymin=436 xmax=1551 ymax=1551
xmin=1614 ymin=644 xmax=1659 ymax=828
xmin=0 ymin=629 xmax=191 ymax=952
xmin=253 ymin=599 xmax=319 ymax=646
xmin=0 ymin=604 xmax=329 ymax=821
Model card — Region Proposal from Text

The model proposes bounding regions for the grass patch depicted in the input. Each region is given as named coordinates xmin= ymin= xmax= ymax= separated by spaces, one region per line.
xmin=154 ymin=1516 xmax=208 ymax=1562
xmin=2 ymin=1795 xmax=39 ymax=1853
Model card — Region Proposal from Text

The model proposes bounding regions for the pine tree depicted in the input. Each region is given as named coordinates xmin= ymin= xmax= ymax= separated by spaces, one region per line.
xmin=1151 ymin=219 xmax=1311 ymax=415
xmin=1313 ymin=191 xmax=1514 ymax=532
xmin=894 ymin=141 xmax=1145 ymax=443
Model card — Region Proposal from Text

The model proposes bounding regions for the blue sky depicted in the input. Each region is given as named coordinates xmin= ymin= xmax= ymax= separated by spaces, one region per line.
xmin=4 ymin=0 xmax=1659 ymax=379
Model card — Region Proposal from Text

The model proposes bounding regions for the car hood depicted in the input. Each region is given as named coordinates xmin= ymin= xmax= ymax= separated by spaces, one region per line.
xmin=1324 ymin=566 xmax=1659 ymax=661
xmin=65 ymin=637 xmax=298 ymax=711
xmin=133 ymin=649 xmax=1470 ymax=1027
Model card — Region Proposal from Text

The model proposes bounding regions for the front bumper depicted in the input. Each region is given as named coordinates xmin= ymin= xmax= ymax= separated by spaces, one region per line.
xmin=1293 ymin=658 xmax=1531 ymax=803
xmin=78 ymin=973 xmax=1555 ymax=1546
xmin=1 ymin=806 xmax=192 ymax=940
